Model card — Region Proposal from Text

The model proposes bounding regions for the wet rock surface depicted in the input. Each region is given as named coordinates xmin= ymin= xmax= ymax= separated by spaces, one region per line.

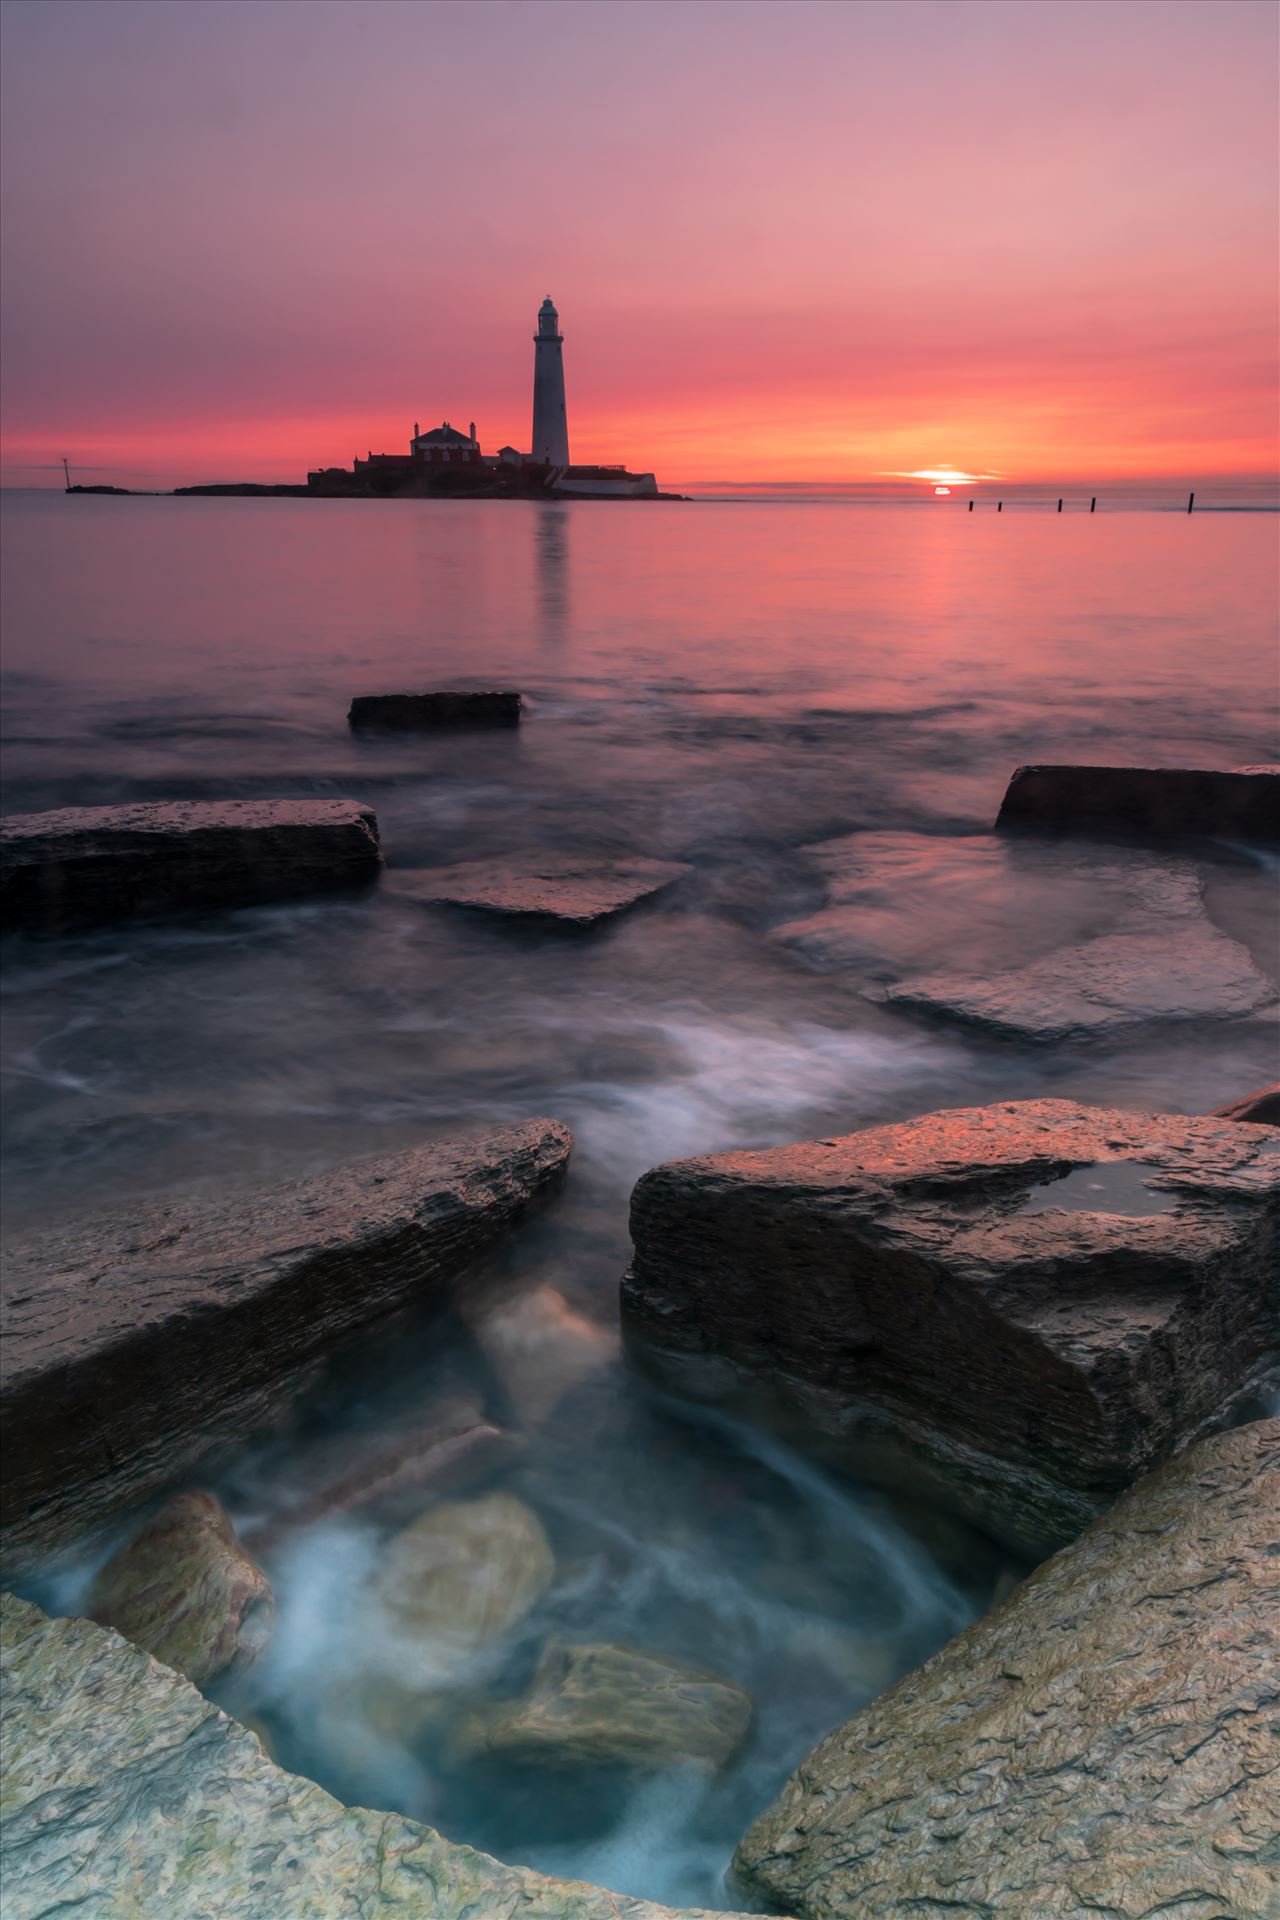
xmin=622 ymin=1098 xmax=1280 ymax=1550
xmin=385 ymin=851 xmax=693 ymax=925
xmin=374 ymin=1491 xmax=555 ymax=1655
xmin=732 ymin=1418 xmax=1280 ymax=1920
xmin=995 ymin=760 xmax=1280 ymax=840
xmin=349 ymin=690 xmax=522 ymax=729
xmin=88 ymin=1492 xmax=273 ymax=1684
xmin=1214 ymin=1079 xmax=1280 ymax=1125
xmin=0 ymin=796 xmax=382 ymax=931
xmin=0 ymin=1120 xmax=571 ymax=1559
xmin=462 ymin=1640 xmax=755 ymax=1773
xmin=774 ymin=832 xmax=1276 ymax=1040
xmin=0 ymin=1592 xmax=760 ymax=1920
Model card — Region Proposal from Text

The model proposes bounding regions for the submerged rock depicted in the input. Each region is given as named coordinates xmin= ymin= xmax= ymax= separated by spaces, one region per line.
xmin=245 ymin=1407 xmax=522 ymax=1554
xmin=995 ymin=760 xmax=1280 ymax=840
xmin=622 ymin=1098 xmax=1280 ymax=1550
xmin=349 ymin=690 xmax=521 ymax=730
xmin=775 ymin=831 xmax=1276 ymax=1041
xmin=375 ymin=1492 xmax=555 ymax=1654
xmin=385 ymin=851 xmax=692 ymax=926
xmin=883 ymin=922 xmax=1274 ymax=1041
xmin=1214 ymin=1079 xmax=1280 ymax=1125
xmin=465 ymin=1283 xmax=615 ymax=1425
xmin=461 ymin=1640 xmax=754 ymax=1772
xmin=0 ymin=1592 xmax=759 ymax=1920
xmin=88 ymin=1492 xmax=273 ymax=1685
xmin=1 ymin=1120 xmax=571 ymax=1559
xmin=0 ymin=796 xmax=382 ymax=932
xmin=733 ymin=1418 xmax=1280 ymax=1919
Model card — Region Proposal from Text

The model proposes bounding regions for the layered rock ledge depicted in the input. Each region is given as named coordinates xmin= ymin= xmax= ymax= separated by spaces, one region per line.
xmin=0 ymin=1120 xmax=571 ymax=1559
xmin=622 ymin=1099 xmax=1280 ymax=1549
xmin=0 ymin=1592 xmax=760 ymax=1920
xmin=0 ymin=796 xmax=382 ymax=931
xmin=733 ymin=1418 xmax=1280 ymax=1920
xmin=995 ymin=761 xmax=1279 ymax=840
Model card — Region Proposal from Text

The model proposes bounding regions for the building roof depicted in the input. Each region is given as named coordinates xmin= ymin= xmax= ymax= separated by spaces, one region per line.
xmin=412 ymin=422 xmax=475 ymax=446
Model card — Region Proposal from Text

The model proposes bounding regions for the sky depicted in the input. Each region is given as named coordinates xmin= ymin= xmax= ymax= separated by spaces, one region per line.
xmin=1 ymin=0 xmax=1277 ymax=488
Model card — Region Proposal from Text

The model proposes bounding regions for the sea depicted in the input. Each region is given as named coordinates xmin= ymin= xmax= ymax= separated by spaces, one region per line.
xmin=2 ymin=486 xmax=1277 ymax=1905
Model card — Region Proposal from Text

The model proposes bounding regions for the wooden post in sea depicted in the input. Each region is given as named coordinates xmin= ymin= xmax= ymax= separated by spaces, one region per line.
xmin=1187 ymin=490 xmax=1196 ymax=513
xmin=62 ymin=457 xmax=71 ymax=491
xmin=1057 ymin=498 xmax=1063 ymax=512
xmin=1090 ymin=497 xmax=1097 ymax=512
xmin=997 ymin=500 xmax=1003 ymax=512
xmin=968 ymin=499 xmax=974 ymax=511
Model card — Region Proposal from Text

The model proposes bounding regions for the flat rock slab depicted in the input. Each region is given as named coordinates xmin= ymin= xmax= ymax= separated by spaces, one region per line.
xmin=622 ymin=1098 xmax=1280 ymax=1550
xmin=0 ymin=1120 xmax=571 ymax=1559
xmin=0 ymin=1593 xmax=761 ymax=1920
xmin=996 ymin=761 xmax=1280 ymax=840
xmin=774 ymin=832 xmax=1276 ymax=1041
xmin=348 ymin=690 xmax=521 ymax=730
xmin=386 ymin=852 xmax=692 ymax=925
xmin=733 ymin=1418 xmax=1280 ymax=1920
xmin=0 ymin=797 xmax=381 ymax=932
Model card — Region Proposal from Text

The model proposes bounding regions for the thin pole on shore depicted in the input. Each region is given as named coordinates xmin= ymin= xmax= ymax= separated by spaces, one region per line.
xmin=1090 ymin=496 xmax=1097 ymax=512
xmin=1057 ymin=497 xmax=1063 ymax=512
xmin=62 ymin=457 xmax=71 ymax=491
xmin=1187 ymin=490 xmax=1196 ymax=513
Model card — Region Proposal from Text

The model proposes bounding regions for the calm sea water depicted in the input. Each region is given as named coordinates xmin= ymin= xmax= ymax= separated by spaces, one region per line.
xmin=2 ymin=490 xmax=1277 ymax=1905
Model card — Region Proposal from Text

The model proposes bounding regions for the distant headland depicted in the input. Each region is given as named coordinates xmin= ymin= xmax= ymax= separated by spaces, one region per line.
xmin=65 ymin=297 xmax=684 ymax=503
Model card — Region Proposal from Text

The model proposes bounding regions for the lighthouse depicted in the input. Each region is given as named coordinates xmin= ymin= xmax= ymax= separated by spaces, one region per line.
xmin=531 ymin=296 xmax=569 ymax=466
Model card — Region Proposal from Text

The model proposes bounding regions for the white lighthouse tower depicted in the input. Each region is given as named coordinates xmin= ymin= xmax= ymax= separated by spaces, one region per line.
xmin=531 ymin=295 xmax=569 ymax=467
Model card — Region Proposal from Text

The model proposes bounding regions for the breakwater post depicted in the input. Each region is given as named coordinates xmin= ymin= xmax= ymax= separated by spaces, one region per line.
xmin=1090 ymin=497 xmax=1097 ymax=512
xmin=1188 ymin=490 xmax=1196 ymax=513
xmin=1057 ymin=498 xmax=1063 ymax=512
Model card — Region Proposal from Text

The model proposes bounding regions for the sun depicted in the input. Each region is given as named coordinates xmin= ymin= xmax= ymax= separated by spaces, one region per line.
xmin=893 ymin=465 xmax=995 ymax=487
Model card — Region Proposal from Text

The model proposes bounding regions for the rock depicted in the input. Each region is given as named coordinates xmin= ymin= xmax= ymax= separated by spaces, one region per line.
xmin=348 ymin=690 xmax=521 ymax=730
xmin=0 ymin=1593 xmax=759 ymax=1920
xmin=385 ymin=852 xmax=692 ymax=926
xmin=245 ymin=1409 xmax=522 ymax=1554
xmin=883 ymin=924 xmax=1275 ymax=1041
xmin=1213 ymin=1080 xmax=1280 ymax=1125
xmin=622 ymin=1098 xmax=1280 ymax=1550
xmin=465 ymin=1284 xmax=615 ymax=1425
xmin=995 ymin=761 xmax=1280 ymax=840
xmin=774 ymin=831 xmax=1276 ymax=1041
xmin=88 ymin=1492 xmax=273 ymax=1684
xmin=1 ymin=1120 xmax=571 ymax=1560
xmin=374 ymin=1492 xmax=554 ymax=1654
xmin=461 ymin=1640 xmax=754 ymax=1772
xmin=732 ymin=1418 xmax=1279 ymax=1919
xmin=0 ymin=797 xmax=382 ymax=932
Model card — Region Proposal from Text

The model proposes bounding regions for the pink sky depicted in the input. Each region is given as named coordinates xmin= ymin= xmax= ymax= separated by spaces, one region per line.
xmin=1 ymin=0 xmax=1276 ymax=487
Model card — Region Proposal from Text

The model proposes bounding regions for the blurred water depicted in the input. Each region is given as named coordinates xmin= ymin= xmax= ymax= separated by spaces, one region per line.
xmin=2 ymin=491 xmax=1277 ymax=1905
